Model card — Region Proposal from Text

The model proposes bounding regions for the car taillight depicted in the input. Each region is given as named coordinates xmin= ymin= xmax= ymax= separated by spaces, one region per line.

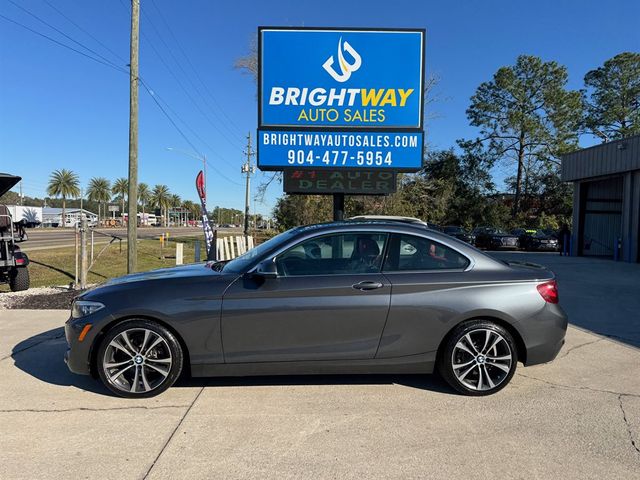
xmin=15 ymin=258 xmax=25 ymax=265
xmin=537 ymin=280 xmax=559 ymax=304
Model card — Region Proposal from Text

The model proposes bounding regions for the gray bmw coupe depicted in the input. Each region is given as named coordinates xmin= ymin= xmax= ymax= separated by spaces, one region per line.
xmin=65 ymin=220 xmax=567 ymax=398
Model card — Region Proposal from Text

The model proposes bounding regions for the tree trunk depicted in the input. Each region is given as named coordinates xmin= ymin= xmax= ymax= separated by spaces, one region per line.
xmin=142 ymin=201 xmax=145 ymax=226
xmin=512 ymin=133 xmax=526 ymax=218
xmin=62 ymin=197 xmax=66 ymax=228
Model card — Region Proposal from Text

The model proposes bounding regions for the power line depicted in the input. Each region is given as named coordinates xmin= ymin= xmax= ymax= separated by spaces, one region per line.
xmin=148 ymin=0 xmax=245 ymax=141
xmin=41 ymin=0 xmax=128 ymax=65
xmin=151 ymin=88 xmax=240 ymax=171
xmin=117 ymin=0 xmax=245 ymax=170
xmin=0 ymin=13 xmax=128 ymax=74
xmin=138 ymin=2 xmax=245 ymax=149
xmin=140 ymin=80 xmax=242 ymax=187
xmin=2 ymin=5 xmax=243 ymax=187
xmin=138 ymin=24 xmax=247 ymax=159
xmin=5 ymin=0 xmax=126 ymax=72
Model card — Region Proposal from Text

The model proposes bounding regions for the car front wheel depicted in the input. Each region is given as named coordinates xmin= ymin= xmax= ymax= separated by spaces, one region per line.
xmin=96 ymin=319 xmax=184 ymax=398
xmin=438 ymin=320 xmax=518 ymax=396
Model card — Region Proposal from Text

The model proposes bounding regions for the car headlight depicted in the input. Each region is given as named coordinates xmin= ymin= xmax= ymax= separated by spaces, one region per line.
xmin=71 ymin=300 xmax=105 ymax=319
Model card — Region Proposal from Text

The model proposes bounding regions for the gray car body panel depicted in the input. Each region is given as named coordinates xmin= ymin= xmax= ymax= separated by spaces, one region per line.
xmin=65 ymin=221 xmax=567 ymax=377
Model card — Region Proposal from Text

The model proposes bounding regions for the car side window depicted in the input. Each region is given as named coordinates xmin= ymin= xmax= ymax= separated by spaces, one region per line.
xmin=383 ymin=234 xmax=470 ymax=272
xmin=275 ymin=233 xmax=388 ymax=276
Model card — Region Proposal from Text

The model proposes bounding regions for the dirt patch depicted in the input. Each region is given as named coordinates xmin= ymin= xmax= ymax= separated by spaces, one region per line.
xmin=0 ymin=287 xmax=85 ymax=310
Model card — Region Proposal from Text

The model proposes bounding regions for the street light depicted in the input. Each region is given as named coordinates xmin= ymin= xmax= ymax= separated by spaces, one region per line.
xmin=166 ymin=147 xmax=207 ymax=198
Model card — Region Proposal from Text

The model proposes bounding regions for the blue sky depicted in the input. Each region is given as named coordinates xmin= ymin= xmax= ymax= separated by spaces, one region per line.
xmin=1 ymin=0 xmax=638 ymax=215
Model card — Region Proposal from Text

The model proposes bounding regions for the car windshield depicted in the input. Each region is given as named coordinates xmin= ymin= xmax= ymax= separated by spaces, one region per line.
xmin=444 ymin=226 xmax=463 ymax=233
xmin=220 ymin=229 xmax=298 ymax=273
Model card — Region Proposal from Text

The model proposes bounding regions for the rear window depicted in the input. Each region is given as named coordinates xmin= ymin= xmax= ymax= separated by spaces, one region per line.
xmin=383 ymin=234 xmax=470 ymax=272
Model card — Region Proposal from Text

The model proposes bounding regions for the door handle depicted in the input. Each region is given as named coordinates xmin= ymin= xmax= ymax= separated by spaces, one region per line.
xmin=352 ymin=281 xmax=384 ymax=291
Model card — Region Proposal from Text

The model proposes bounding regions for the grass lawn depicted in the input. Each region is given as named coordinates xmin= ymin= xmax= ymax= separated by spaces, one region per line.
xmin=0 ymin=237 xmax=208 ymax=292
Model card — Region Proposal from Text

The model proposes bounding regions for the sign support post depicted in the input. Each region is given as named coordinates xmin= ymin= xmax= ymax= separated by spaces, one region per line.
xmin=333 ymin=193 xmax=345 ymax=221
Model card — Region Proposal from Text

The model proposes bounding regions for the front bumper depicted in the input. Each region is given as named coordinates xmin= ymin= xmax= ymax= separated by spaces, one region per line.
xmin=65 ymin=308 xmax=113 ymax=376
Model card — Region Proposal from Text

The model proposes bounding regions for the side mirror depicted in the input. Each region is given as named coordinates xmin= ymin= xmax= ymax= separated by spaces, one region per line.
xmin=254 ymin=259 xmax=278 ymax=279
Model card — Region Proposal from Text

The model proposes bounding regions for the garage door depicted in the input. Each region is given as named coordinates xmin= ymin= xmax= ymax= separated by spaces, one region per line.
xmin=581 ymin=177 xmax=623 ymax=257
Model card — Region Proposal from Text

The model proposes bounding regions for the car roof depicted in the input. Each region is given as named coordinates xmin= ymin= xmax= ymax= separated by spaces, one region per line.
xmin=348 ymin=215 xmax=426 ymax=224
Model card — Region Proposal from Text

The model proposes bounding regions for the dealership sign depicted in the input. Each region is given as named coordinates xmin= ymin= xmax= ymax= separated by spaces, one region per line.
xmin=258 ymin=27 xmax=425 ymax=172
xmin=284 ymin=169 xmax=397 ymax=195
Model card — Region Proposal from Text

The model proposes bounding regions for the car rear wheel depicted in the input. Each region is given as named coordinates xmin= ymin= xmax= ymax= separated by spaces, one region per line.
xmin=96 ymin=319 xmax=183 ymax=398
xmin=438 ymin=320 xmax=518 ymax=396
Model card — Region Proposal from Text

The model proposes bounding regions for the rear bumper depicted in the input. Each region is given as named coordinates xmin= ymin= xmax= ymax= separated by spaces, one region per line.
xmin=521 ymin=303 xmax=568 ymax=366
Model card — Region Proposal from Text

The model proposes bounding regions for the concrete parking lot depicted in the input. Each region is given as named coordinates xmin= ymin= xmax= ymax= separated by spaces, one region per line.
xmin=1 ymin=253 xmax=639 ymax=479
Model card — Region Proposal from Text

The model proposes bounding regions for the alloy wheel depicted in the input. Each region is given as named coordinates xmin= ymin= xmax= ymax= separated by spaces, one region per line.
xmin=102 ymin=328 xmax=173 ymax=394
xmin=451 ymin=328 xmax=513 ymax=391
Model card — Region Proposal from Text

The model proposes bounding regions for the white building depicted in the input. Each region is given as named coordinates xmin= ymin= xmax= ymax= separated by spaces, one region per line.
xmin=42 ymin=207 xmax=98 ymax=227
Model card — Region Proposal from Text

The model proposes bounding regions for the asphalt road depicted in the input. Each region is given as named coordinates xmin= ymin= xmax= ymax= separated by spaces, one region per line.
xmin=1 ymin=253 xmax=639 ymax=479
xmin=18 ymin=227 xmax=241 ymax=251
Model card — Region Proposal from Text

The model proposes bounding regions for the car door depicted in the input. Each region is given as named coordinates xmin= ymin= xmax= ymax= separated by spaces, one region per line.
xmin=376 ymin=233 xmax=473 ymax=359
xmin=220 ymin=231 xmax=391 ymax=363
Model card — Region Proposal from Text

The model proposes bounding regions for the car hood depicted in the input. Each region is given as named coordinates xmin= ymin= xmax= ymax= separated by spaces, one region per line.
xmin=100 ymin=262 xmax=223 ymax=287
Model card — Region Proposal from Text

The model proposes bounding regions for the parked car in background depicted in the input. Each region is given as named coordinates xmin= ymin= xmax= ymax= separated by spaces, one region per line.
xmin=65 ymin=220 xmax=567 ymax=398
xmin=520 ymin=230 xmax=560 ymax=252
xmin=539 ymin=228 xmax=559 ymax=239
xmin=511 ymin=228 xmax=536 ymax=248
xmin=472 ymin=227 xmax=519 ymax=250
xmin=443 ymin=225 xmax=475 ymax=244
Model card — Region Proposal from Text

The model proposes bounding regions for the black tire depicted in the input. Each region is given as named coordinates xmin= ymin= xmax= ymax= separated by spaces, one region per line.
xmin=9 ymin=267 xmax=29 ymax=292
xmin=437 ymin=320 xmax=518 ymax=396
xmin=96 ymin=319 xmax=184 ymax=398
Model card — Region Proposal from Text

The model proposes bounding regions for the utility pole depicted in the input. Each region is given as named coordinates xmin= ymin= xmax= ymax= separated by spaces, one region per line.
xmin=19 ymin=181 xmax=23 ymax=205
xmin=127 ymin=0 xmax=140 ymax=274
xmin=241 ymin=132 xmax=256 ymax=238
xmin=80 ymin=214 xmax=88 ymax=289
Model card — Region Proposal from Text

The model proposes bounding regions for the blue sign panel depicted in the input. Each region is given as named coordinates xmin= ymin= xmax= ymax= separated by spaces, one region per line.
xmin=258 ymin=130 xmax=423 ymax=171
xmin=259 ymin=28 xmax=424 ymax=129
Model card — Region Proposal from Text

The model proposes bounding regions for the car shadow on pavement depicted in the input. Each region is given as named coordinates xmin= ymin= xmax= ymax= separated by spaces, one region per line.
xmin=13 ymin=327 xmax=458 ymax=397
xmin=175 ymin=373 xmax=457 ymax=394
xmin=11 ymin=327 xmax=111 ymax=396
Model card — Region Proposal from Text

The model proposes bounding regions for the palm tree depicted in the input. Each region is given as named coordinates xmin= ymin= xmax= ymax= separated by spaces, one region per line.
xmin=151 ymin=184 xmax=170 ymax=227
xmin=138 ymin=182 xmax=151 ymax=225
xmin=182 ymin=200 xmax=199 ymax=222
xmin=112 ymin=178 xmax=128 ymax=221
xmin=86 ymin=177 xmax=111 ymax=225
xmin=47 ymin=169 xmax=80 ymax=227
xmin=170 ymin=194 xmax=182 ymax=226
